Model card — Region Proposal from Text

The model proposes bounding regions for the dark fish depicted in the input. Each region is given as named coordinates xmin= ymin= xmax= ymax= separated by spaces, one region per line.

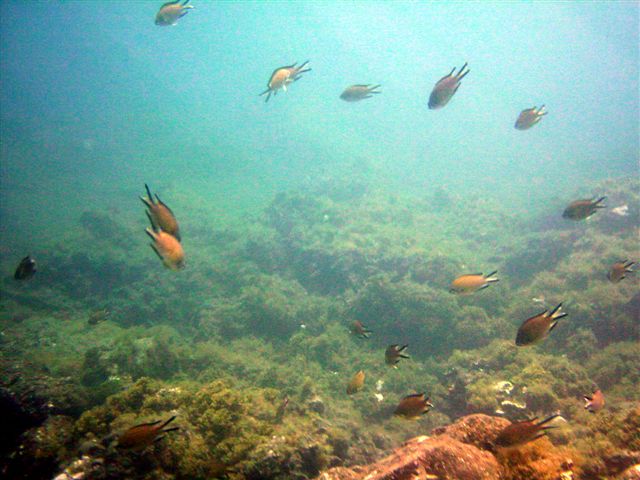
xmin=515 ymin=105 xmax=547 ymax=130
xmin=607 ymin=260 xmax=635 ymax=283
xmin=259 ymin=61 xmax=311 ymax=103
xmin=351 ymin=320 xmax=372 ymax=338
xmin=516 ymin=303 xmax=567 ymax=346
xmin=428 ymin=62 xmax=470 ymax=109
xmin=385 ymin=344 xmax=409 ymax=367
xmin=584 ymin=389 xmax=605 ymax=413
xmin=393 ymin=393 xmax=433 ymax=419
xmin=141 ymin=184 xmax=181 ymax=240
xmin=117 ymin=416 xmax=178 ymax=450
xmin=562 ymin=197 xmax=606 ymax=220
xmin=155 ymin=0 xmax=193 ymax=26
xmin=494 ymin=414 xmax=560 ymax=448
xmin=14 ymin=256 xmax=37 ymax=280
xmin=340 ymin=84 xmax=381 ymax=102
xmin=449 ymin=271 xmax=499 ymax=295
xmin=346 ymin=370 xmax=365 ymax=395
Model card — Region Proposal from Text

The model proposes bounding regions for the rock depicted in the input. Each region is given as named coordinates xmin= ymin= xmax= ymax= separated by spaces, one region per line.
xmin=316 ymin=434 xmax=500 ymax=480
xmin=618 ymin=465 xmax=640 ymax=480
xmin=605 ymin=452 xmax=640 ymax=477
xmin=430 ymin=413 xmax=510 ymax=452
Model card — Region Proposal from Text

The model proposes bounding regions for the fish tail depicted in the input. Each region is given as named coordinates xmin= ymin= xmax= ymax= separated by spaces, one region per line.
xmin=485 ymin=270 xmax=499 ymax=282
xmin=145 ymin=184 xmax=154 ymax=204
xmin=298 ymin=60 xmax=310 ymax=72
xmin=548 ymin=303 xmax=566 ymax=319
xmin=537 ymin=413 xmax=561 ymax=427
xmin=159 ymin=415 xmax=177 ymax=430
xmin=594 ymin=196 xmax=607 ymax=207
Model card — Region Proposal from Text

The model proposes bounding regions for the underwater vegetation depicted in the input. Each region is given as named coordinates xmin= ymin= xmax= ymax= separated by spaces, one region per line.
xmin=1 ymin=174 xmax=638 ymax=479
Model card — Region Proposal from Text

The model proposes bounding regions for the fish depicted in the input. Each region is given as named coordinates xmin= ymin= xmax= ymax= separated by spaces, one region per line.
xmin=259 ymin=61 xmax=311 ymax=103
xmin=428 ymin=62 xmax=470 ymax=109
xmin=449 ymin=271 xmax=499 ymax=295
xmin=385 ymin=344 xmax=410 ymax=367
xmin=516 ymin=303 xmax=567 ymax=346
xmin=515 ymin=105 xmax=548 ymax=130
xmin=562 ymin=197 xmax=606 ymax=220
xmin=14 ymin=256 xmax=37 ymax=280
xmin=346 ymin=370 xmax=365 ymax=395
xmin=145 ymin=212 xmax=185 ymax=270
xmin=494 ymin=414 xmax=560 ymax=448
xmin=351 ymin=320 xmax=372 ymax=338
xmin=607 ymin=260 xmax=635 ymax=283
xmin=117 ymin=415 xmax=178 ymax=450
xmin=141 ymin=184 xmax=181 ymax=241
xmin=393 ymin=393 xmax=433 ymax=419
xmin=340 ymin=84 xmax=381 ymax=102
xmin=155 ymin=0 xmax=194 ymax=26
xmin=584 ymin=388 xmax=605 ymax=413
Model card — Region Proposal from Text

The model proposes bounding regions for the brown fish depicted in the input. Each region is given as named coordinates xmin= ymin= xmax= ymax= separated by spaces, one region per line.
xmin=340 ymin=84 xmax=381 ymax=102
xmin=385 ymin=344 xmax=409 ymax=367
xmin=516 ymin=303 xmax=567 ymax=346
xmin=584 ymin=388 xmax=605 ymax=413
xmin=259 ymin=61 xmax=311 ymax=102
xmin=146 ymin=212 xmax=185 ymax=270
xmin=351 ymin=320 xmax=372 ymax=338
xmin=393 ymin=393 xmax=433 ymax=419
xmin=515 ymin=105 xmax=548 ymax=130
xmin=450 ymin=271 xmax=499 ymax=295
xmin=607 ymin=260 xmax=635 ymax=283
xmin=346 ymin=370 xmax=365 ymax=395
xmin=141 ymin=184 xmax=181 ymax=241
xmin=155 ymin=0 xmax=194 ymax=26
xmin=428 ymin=62 xmax=470 ymax=109
xmin=562 ymin=196 xmax=606 ymax=220
xmin=494 ymin=414 xmax=560 ymax=448
xmin=117 ymin=415 xmax=178 ymax=450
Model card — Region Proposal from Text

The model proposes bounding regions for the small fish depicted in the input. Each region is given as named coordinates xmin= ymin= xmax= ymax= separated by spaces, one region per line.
xmin=584 ymin=388 xmax=605 ymax=413
xmin=450 ymin=271 xmax=499 ymax=295
xmin=155 ymin=0 xmax=194 ymax=26
xmin=141 ymin=184 xmax=181 ymax=241
xmin=385 ymin=344 xmax=410 ymax=367
xmin=393 ymin=393 xmax=433 ymax=419
xmin=340 ymin=84 xmax=381 ymax=102
xmin=275 ymin=396 xmax=289 ymax=422
xmin=117 ymin=416 xmax=178 ymax=451
xmin=607 ymin=260 xmax=635 ymax=283
xmin=516 ymin=303 xmax=567 ymax=346
xmin=494 ymin=414 xmax=560 ymax=448
xmin=346 ymin=370 xmax=365 ymax=395
xmin=428 ymin=62 xmax=470 ymax=109
xmin=562 ymin=197 xmax=606 ymax=220
xmin=14 ymin=256 xmax=37 ymax=280
xmin=515 ymin=105 xmax=548 ymax=130
xmin=259 ymin=61 xmax=311 ymax=103
xmin=351 ymin=320 xmax=372 ymax=338
xmin=145 ymin=212 xmax=185 ymax=270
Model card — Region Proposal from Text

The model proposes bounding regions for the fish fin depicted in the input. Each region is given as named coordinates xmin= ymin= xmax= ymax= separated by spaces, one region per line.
xmin=282 ymin=84 xmax=287 ymax=92
xmin=140 ymin=196 xmax=153 ymax=209
xmin=548 ymin=303 xmax=563 ymax=317
xmin=447 ymin=66 xmax=456 ymax=76
xmin=155 ymin=195 xmax=176 ymax=214
xmin=404 ymin=392 xmax=426 ymax=399
xmin=479 ymin=283 xmax=491 ymax=290
xmin=146 ymin=210 xmax=158 ymax=231
xmin=160 ymin=426 xmax=179 ymax=435
xmin=584 ymin=395 xmax=593 ymax=402
xmin=145 ymin=184 xmax=155 ymax=205
xmin=537 ymin=414 xmax=561 ymax=426
xmin=457 ymin=62 xmax=468 ymax=76
xmin=548 ymin=320 xmax=559 ymax=333
xmin=453 ymin=84 xmax=460 ymax=95
xmin=179 ymin=11 xmax=189 ymax=18
xmin=369 ymin=84 xmax=381 ymax=91
xmin=457 ymin=69 xmax=470 ymax=81
xmin=159 ymin=416 xmax=177 ymax=429
xmin=150 ymin=244 xmax=163 ymax=260
xmin=145 ymin=227 xmax=157 ymax=241
xmin=153 ymin=435 xmax=166 ymax=443
xmin=297 ymin=60 xmax=310 ymax=71
xmin=182 ymin=0 xmax=190 ymax=5
xmin=399 ymin=354 xmax=410 ymax=359
xmin=399 ymin=344 xmax=409 ymax=352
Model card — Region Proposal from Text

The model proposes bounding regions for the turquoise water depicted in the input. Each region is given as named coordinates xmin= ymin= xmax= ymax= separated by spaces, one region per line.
xmin=0 ymin=2 xmax=638 ymax=479
xmin=1 ymin=1 xmax=637 ymax=249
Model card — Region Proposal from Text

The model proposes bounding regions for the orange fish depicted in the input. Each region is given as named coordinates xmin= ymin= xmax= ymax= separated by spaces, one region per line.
xmin=340 ymin=84 xmax=381 ymax=102
xmin=141 ymin=184 xmax=181 ymax=240
xmin=516 ymin=303 xmax=567 ymax=346
xmin=450 ymin=271 xmax=499 ymax=295
xmin=584 ymin=388 xmax=605 ymax=413
xmin=393 ymin=393 xmax=433 ymax=419
xmin=385 ymin=344 xmax=409 ymax=367
xmin=117 ymin=416 xmax=178 ymax=450
xmin=607 ymin=260 xmax=635 ymax=283
xmin=146 ymin=212 xmax=185 ymax=270
xmin=155 ymin=0 xmax=194 ymax=26
xmin=350 ymin=320 xmax=372 ymax=338
xmin=346 ymin=370 xmax=365 ymax=395
xmin=259 ymin=61 xmax=311 ymax=102
xmin=515 ymin=105 xmax=547 ymax=130
xmin=562 ymin=197 xmax=606 ymax=220
xmin=428 ymin=62 xmax=470 ymax=109
xmin=494 ymin=414 xmax=559 ymax=448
